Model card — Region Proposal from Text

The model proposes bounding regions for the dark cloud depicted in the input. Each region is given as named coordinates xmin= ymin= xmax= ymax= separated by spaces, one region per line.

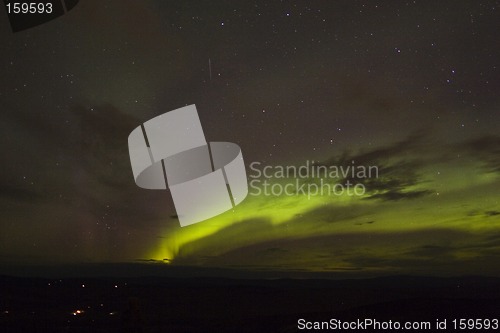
xmin=405 ymin=245 xmax=455 ymax=258
xmin=354 ymin=220 xmax=375 ymax=226
xmin=323 ymin=131 xmax=429 ymax=166
xmin=0 ymin=183 xmax=43 ymax=203
xmin=485 ymin=211 xmax=500 ymax=217
xmin=466 ymin=209 xmax=500 ymax=220
xmin=0 ymin=102 xmax=177 ymax=263
xmin=318 ymin=132 xmax=435 ymax=201
xmin=0 ymin=103 xmax=168 ymax=218
xmin=366 ymin=189 xmax=433 ymax=202
xmin=317 ymin=132 xmax=500 ymax=203
xmin=457 ymin=135 xmax=500 ymax=173
xmin=290 ymin=204 xmax=373 ymax=224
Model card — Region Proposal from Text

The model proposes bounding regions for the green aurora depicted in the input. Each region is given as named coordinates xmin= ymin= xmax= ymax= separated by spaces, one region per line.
xmin=150 ymin=136 xmax=500 ymax=276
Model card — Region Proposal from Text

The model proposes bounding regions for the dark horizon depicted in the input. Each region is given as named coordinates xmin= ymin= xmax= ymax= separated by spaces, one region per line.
xmin=1 ymin=273 xmax=499 ymax=332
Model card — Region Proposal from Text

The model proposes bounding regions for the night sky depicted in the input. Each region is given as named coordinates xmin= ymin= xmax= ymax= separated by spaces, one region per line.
xmin=1 ymin=1 xmax=499 ymax=277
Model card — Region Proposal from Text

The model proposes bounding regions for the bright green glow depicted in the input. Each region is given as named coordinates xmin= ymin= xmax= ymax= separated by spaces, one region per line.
xmin=149 ymin=174 xmax=368 ymax=259
xmin=148 ymin=157 xmax=500 ymax=275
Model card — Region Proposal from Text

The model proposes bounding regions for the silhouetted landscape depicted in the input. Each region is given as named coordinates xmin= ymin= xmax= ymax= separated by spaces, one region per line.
xmin=1 ymin=271 xmax=499 ymax=332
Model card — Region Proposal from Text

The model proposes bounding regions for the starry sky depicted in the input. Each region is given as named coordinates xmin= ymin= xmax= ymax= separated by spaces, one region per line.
xmin=0 ymin=0 xmax=499 ymax=277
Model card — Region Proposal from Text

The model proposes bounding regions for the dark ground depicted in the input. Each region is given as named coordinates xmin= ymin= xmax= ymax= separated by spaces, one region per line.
xmin=1 ymin=274 xmax=499 ymax=332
